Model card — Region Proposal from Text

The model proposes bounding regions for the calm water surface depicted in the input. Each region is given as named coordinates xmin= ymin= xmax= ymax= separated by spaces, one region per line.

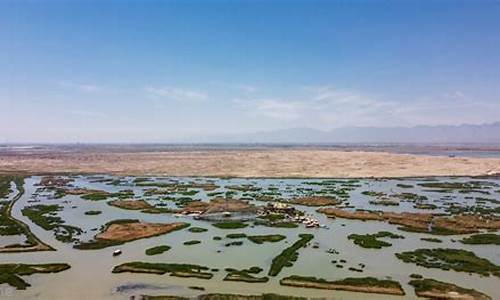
xmin=0 ymin=176 xmax=499 ymax=299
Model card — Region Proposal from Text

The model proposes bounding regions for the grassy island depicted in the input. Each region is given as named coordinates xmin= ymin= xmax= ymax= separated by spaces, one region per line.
xmin=460 ymin=233 xmax=500 ymax=245
xmin=396 ymin=248 xmax=500 ymax=277
xmin=247 ymin=234 xmax=286 ymax=244
xmin=112 ymin=262 xmax=213 ymax=279
xmin=22 ymin=204 xmax=83 ymax=243
xmin=409 ymin=278 xmax=491 ymax=300
xmin=189 ymin=227 xmax=208 ymax=233
xmin=184 ymin=240 xmax=201 ymax=245
xmin=75 ymin=220 xmax=189 ymax=249
xmin=348 ymin=231 xmax=404 ymax=249
xmin=268 ymin=234 xmax=314 ymax=276
xmin=0 ymin=263 xmax=70 ymax=289
xmin=142 ymin=293 xmax=306 ymax=300
xmin=0 ymin=176 xmax=54 ymax=252
xmin=146 ymin=245 xmax=171 ymax=255
xmin=212 ymin=221 xmax=248 ymax=229
xmin=279 ymin=275 xmax=405 ymax=295
xmin=224 ymin=267 xmax=268 ymax=283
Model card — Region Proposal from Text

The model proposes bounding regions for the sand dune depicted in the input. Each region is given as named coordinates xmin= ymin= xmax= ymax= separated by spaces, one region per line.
xmin=1 ymin=148 xmax=499 ymax=178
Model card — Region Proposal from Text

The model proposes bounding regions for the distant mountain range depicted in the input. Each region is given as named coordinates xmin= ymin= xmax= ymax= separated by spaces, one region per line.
xmin=199 ymin=122 xmax=500 ymax=144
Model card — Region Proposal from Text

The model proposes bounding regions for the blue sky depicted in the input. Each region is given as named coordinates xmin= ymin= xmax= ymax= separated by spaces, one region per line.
xmin=1 ymin=0 xmax=499 ymax=142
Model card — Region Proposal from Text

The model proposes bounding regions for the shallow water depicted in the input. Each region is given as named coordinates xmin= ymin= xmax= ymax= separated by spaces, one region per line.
xmin=0 ymin=175 xmax=499 ymax=299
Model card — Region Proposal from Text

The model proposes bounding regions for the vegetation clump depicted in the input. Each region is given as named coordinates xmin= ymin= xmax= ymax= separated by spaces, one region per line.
xmin=189 ymin=227 xmax=208 ymax=233
xmin=1 ymin=176 xmax=54 ymax=252
xmin=142 ymin=293 xmax=306 ymax=300
xmin=348 ymin=231 xmax=404 ymax=249
xmin=268 ymin=234 xmax=314 ymax=276
xmin=212 ymin=221 xmax=248 ymax=229
xmin=460 ymin=233 xmax=500 ymax=245
xmin=81 ymin=189 xmax=134 ymax=201
xmin=22 ymin=204 xmax=83 ymax=243
xmin=254 ymin=220 xmax=298 ymax=228
xmin=279 ymin=275 xmax=405 ymax=295
xmin=0 ymin=263 xmax=70 ymax=290
xmin=112 ymin=262 xmax=213 ymax=279
xmin=226 ymin=233 xmax=246 ymax=239
xmin=146 ymin=245 xmax=171 ymax=256
xmin=224 ymin=267 xmax=269 ymax=283
xmin=247 ymin=234 xmax=286 ymax=244
xmin=395 ymin=248 xmax=500 ymax=278
xmin=409 ymin=277 xmax=491 ymax=300
xmin=420 ymin=237 xmax=442 ymax=243
xmin=184 ymin=240 xmax=201 ymax=245
xmin=225 ymin=241 xmax=243 ymax=247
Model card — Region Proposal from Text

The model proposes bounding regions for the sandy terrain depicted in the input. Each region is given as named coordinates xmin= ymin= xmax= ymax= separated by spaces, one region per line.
xmin=108 ymin=199 xmax=153 ymax=210
xmin=1 ymin=149 xmax=500 ymax=178
xmin=96 ymin=221 xmax=188 ymax=242
xmin=317 ymin=208 xmax=500 ymax=234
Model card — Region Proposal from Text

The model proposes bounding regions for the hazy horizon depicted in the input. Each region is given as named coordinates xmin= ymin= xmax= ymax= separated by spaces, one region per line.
xmin=2 ymin=1 xmax=500 ymax=142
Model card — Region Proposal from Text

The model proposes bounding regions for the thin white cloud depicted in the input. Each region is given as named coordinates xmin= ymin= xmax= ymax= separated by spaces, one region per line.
xmin=235 ymin=84 xmax=258 ymax=94
xmin=234 ymin=86 xmax=497 ymax=129
xmin=58 ymin=81 xmax=101 ymax=93
xmin=66 ymin=109 xmax=108 ymax=118
xmin=235 ymin=98 xmax=304 ymax=121
xmin=145 ymin=86 xmax=207 ymax=102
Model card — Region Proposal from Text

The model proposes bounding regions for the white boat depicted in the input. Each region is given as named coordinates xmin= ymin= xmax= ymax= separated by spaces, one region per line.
xmin=113 ymin=249 xmax=122 ymax=256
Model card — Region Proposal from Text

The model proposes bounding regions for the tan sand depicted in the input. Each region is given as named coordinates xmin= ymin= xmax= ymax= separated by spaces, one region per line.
xmin=1 ymin=149 xmax=500 ymax=178
xmin=96 ymin=222 xmax=187 ymax=242
xmin=108 ymin=199 xmax=153 ymax=210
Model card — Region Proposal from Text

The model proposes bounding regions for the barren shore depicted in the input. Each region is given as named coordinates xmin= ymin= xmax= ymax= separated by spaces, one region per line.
xmin=1 ymin=148 xmax=499 ymax=178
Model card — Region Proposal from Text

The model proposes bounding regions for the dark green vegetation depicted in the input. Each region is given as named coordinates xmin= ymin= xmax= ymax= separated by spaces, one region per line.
xmin=247 ymin=234 xmax=286 ymax=244
xmin=420 ymin=237 xmax=442 ymax=243
xmin=460 ymin=233 xmax=500 ymax=245
xmin=142 ymin=293 xmax=307 ymax=300
xmin=0 ymin=176 xmax=54 ymax=252
xmin=397 ymin=225 xmax=459 ymax=235
xmin=348 ymin=231 xmax=404 ymax=249
xmin=84 ymin=210 xmax=102 ymax=215
xmin=81 ymin=189 xmax=134 ymax=200
xmin=396 ymin=184 xmax=414 ymax=188
xmin=189 ymin=227 xmax=208 ymax=233
xmin=226 ymin=233 xmax=246 ymax=239
xmin=22 ymin=204 xmax=83 ymax=243
xmin=254 ymin=220 xmax=298 ymax=228
xmin=145 ymin=245 xmax=171 ymax=256
xmin=184 ymin=240 xmax=201 ymax=245
xmin=418 ymin=181 xmax=497 ymax=194
xmin=361 ymin=191 xmax=386 ymax=197
xmin=268 ymin=234 xmax=314 ymax=276
xmin=409 ymin=278 xmax=491 ymax=300
xmin=225 ymin=241 xmax=243 ymax=247
xmin=112 ymin=262 xmax=213 ymax=279
xmin=0 ymin=175 xmax=17 ymax=198
xmin=224 ymin=267 xmax=268 ymax=283
xmin=212 ymin=221 xmax=248 ymax=229
xmin=0 ymin=177 xmax=26 ymax=236
xmin=0 ymin=263 xmax=70 ymax=290
xmin=279 ymin=275 xmax=404 ymax=294
xmin=396 ymin=248 xmax=500 ymax=277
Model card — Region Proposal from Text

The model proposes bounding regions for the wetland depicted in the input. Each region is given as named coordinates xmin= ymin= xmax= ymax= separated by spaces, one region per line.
xmin=0 ymin=174 xmax=499 ymax=299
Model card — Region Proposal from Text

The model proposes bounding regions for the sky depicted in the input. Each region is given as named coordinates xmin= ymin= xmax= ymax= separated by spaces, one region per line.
xmin=1 ymin=0 xmax=500 ymax=142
